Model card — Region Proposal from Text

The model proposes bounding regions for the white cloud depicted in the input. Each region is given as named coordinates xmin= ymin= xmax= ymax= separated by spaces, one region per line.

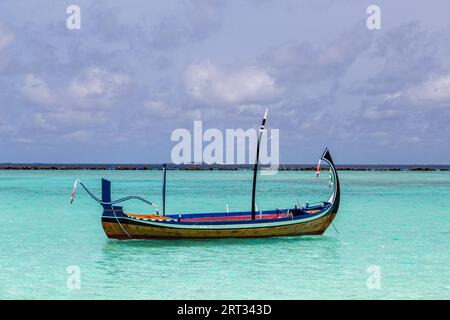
xmin=33 ymin=110 xmax=107 ymax=131
xmin=68 ymin=68 xmax=129 ymax=107
xmin=22 ymin=68 xmax=129 ymax=109
xmin=0 ymin=120 xmax=15 ymax=135
xmin=362 ymin=106 xmax=401 ymax=121
xmin=371 ymin=74 xmax=450 ymax=112
xmin=143 ymin=100 xmax=173 ymax=117
xmin=62 ymin=130 xmax=92 ymax=143
xmin=19 ymin=68 xmax=130 ymax=141
xmin=143 ymin=99 xmax=201 ymax=120
xmin=22 ymin=74 xmax=55 ymax=106
xmin=361 ymin=73 xmax=450 ymax=124
xmin=14 ymin=137 xmax=33 ymax=144
xmin=237 ymin=104 xmax=267 ymax=114
xmin=263 ymin=24 xmax=373 ymax=85
xmin=0 ymin=23 xmax=14 ymax=52
xmin=405 ymin=75 xmax=450 ymax=106
xmin=184 ymin=61 xmax=282 ymax=106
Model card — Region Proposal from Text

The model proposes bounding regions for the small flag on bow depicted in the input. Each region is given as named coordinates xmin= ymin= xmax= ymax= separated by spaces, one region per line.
xmin=70 ymin=179 xmax=78 ymax=204
xmin=316 ymin=159 xmax=321 ymax=178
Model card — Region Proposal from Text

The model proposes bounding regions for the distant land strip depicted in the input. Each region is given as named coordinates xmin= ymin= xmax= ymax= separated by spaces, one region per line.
xmin=0 ymin=163 xmax=449 ymax=171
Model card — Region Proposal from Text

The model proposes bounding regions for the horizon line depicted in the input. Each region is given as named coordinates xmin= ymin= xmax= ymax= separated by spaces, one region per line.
xmin=1 ymin=162 xmax=450 ymax=168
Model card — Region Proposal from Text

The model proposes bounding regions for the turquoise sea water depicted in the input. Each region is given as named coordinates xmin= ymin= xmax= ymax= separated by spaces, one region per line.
xmin=0 ymin=170 xmax=449 ymax=299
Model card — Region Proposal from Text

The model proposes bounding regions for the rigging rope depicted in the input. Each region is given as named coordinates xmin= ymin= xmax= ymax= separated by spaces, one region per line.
xmin=70 ymin=178 xmax=154 ymax=239
xmin=111 ymin=204 xmax=133 ymax=239
xmin=72 ymin=179 xmax=159 ymax=209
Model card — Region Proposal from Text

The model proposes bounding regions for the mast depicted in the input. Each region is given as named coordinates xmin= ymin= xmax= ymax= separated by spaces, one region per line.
xmin=251 ymin=109 xmax=268 ymax=220
xmin=162 ymin=164 xmax=167 ymax=216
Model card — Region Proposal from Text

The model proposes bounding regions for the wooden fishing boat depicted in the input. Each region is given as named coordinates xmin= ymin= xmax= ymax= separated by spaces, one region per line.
xmin=71 ymin=111 xmax=340 ymax=239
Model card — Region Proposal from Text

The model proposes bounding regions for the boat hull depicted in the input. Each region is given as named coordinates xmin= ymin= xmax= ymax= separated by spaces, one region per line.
xmin=101 ymin=212 xmax=337 ymax=240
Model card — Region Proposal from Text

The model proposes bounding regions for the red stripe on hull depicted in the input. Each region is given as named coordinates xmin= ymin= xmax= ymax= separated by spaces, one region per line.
xmin=180 ymin=213 xmax=291 ymax=222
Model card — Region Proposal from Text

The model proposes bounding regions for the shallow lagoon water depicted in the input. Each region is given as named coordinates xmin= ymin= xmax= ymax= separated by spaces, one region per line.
xmin=0 ymin=170 xmax=449 ymax=299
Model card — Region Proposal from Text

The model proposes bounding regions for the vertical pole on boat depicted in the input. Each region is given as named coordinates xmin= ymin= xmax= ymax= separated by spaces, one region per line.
xmin=162 ymin=164 xmax=167 ymax=216
xmin=251 ymin=109 xmax=268 ymax=220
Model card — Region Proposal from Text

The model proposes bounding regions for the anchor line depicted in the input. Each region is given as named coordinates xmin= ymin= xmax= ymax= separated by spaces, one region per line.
xmin=331 ymin=221 xmax=340 ymax=234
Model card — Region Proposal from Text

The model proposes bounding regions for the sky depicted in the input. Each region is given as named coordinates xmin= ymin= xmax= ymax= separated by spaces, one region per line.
xmin=1 ymin=0 xmax=450 ymax=164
